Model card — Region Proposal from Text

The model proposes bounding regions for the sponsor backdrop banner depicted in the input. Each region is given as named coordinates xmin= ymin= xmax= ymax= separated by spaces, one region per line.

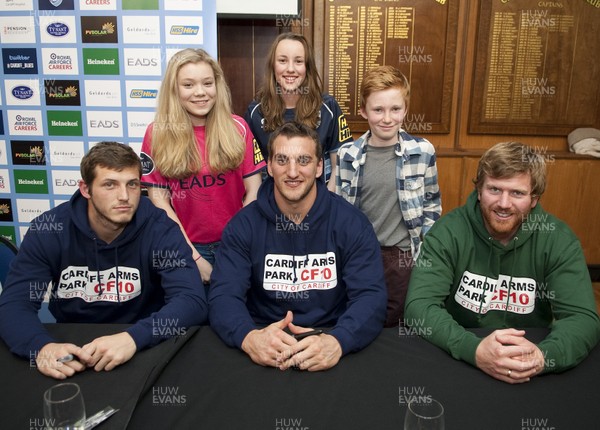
xmin=0 ymin=0 xmax=217 ymax=245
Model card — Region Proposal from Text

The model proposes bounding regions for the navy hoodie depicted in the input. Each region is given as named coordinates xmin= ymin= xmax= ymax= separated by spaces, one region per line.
xmin=0 ymin=190 xmax=207 ymax=358
xmin=209 ymin=177 xmax=387 ymax=355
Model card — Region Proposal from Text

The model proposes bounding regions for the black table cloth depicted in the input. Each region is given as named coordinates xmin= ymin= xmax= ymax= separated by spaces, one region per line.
xmin=1 ymin=325 xmax=598 ymax=429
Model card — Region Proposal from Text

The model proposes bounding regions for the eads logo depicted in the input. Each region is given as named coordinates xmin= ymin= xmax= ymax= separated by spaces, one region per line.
xmin=52 ymin=170 xmax=81 ymax=195
xmin=44 ymin=79 xmax=81 ymax=106
xmin=87 ymin=111 xmax=123 ymax=137
xmin=123 ymin=48 xmax=161 ymax=76
xmin=81 ymin=16 xmax=118 ymax=43
xmin=82 ymin=48 xmax=119 ymax=75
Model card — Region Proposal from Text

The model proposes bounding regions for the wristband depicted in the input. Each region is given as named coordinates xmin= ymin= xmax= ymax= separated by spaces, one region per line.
xmin=193 ymin=254 xmax=202 ymax=262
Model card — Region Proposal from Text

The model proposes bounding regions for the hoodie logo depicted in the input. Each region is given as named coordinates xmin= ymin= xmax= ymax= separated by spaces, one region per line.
xmin=263 ymin=252 xmax=337 ymax=292
xmin=57 ymin=266 xmax=141 ymax=303
xmin=455 ymin=270 xmax=536 ymax=315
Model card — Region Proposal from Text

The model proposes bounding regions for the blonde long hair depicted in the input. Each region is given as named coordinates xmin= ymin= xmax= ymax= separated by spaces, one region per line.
xmin=151 ymin=48 xmax=244 ymax=178
xmin=257 ymin=33 xmax=323 ymax=132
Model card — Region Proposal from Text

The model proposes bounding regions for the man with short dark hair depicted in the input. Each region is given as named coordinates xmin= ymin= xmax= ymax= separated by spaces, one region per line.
xmin=209 ymin=122 xmax=387 ymax=371
xmin=405 ymin=141 xmax=600 ymax=383
xmin=0 ymin=142 xmax=207 ymax=379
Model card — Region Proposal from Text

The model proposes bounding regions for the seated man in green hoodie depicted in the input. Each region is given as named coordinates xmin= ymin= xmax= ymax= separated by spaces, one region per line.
xmin=405 ymin=141 xmax=600 ymax=384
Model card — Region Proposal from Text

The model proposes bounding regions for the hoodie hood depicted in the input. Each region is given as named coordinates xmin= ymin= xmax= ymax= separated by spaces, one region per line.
xmin=69 ymin=189 xmax=152 ymax=248
xmin=256 ymin=176 xmax=330 ymax=226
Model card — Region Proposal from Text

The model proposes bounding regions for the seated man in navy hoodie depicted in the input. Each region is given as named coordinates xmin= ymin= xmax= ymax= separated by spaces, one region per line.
xmin=0 ymin=142 xmax=207 ymax=379
xmin=209 ymin=122 xmax=387 ymax=371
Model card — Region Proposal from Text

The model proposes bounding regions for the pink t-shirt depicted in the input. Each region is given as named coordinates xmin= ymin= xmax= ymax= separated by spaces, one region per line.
xmin=141 ymin=115 xmax=265 ymax=244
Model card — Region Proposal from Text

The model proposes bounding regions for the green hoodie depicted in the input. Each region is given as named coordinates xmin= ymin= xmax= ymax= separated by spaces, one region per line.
xmin=405 ymin=190 xmax=600 ymax=373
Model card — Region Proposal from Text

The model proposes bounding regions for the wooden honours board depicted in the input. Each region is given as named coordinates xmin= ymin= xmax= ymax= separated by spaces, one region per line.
xmin=469 ymin=0 xmax=600 ymax=135
xmin=316 ymin=0 xmax=459 ymax=134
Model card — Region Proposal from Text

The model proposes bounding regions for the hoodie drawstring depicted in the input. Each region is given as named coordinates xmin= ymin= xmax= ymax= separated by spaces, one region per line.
xmin=115 ymin=246 xmax=120 ymax=303
xmin=94 ymin=237 xmax=103 ymax=296
xmin=476 ymin=237 xmax=496 ymax=319
xmin=502 ymin=237 xmax=519 ymax=327
xmin=94 ymin=237 xmax=121 ymax=303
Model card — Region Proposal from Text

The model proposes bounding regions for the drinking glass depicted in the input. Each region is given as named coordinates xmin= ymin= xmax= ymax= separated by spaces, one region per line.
xmin=43 ymin=382 xmax=86 ymax=430
xmin=404 ymin=398 xmax=445 ymax=430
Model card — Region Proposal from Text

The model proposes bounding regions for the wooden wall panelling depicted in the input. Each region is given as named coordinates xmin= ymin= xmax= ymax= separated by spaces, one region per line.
xmin=459 ymin=0 xmax=600 ymax=151
xmin=218 ymin=0 xmax=312 ymax=117
xmin=436 ymin=156 xmax=469 ymax=213
xmin=469 ymin=1 xmax=600 ymax=136
xmin=313 ymin=0 xmax=460 ymax=145
xmin=543 ymin=160 xmax=600 ymax=263
xmin=218 ymin=19 xmax=280 ymax=116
